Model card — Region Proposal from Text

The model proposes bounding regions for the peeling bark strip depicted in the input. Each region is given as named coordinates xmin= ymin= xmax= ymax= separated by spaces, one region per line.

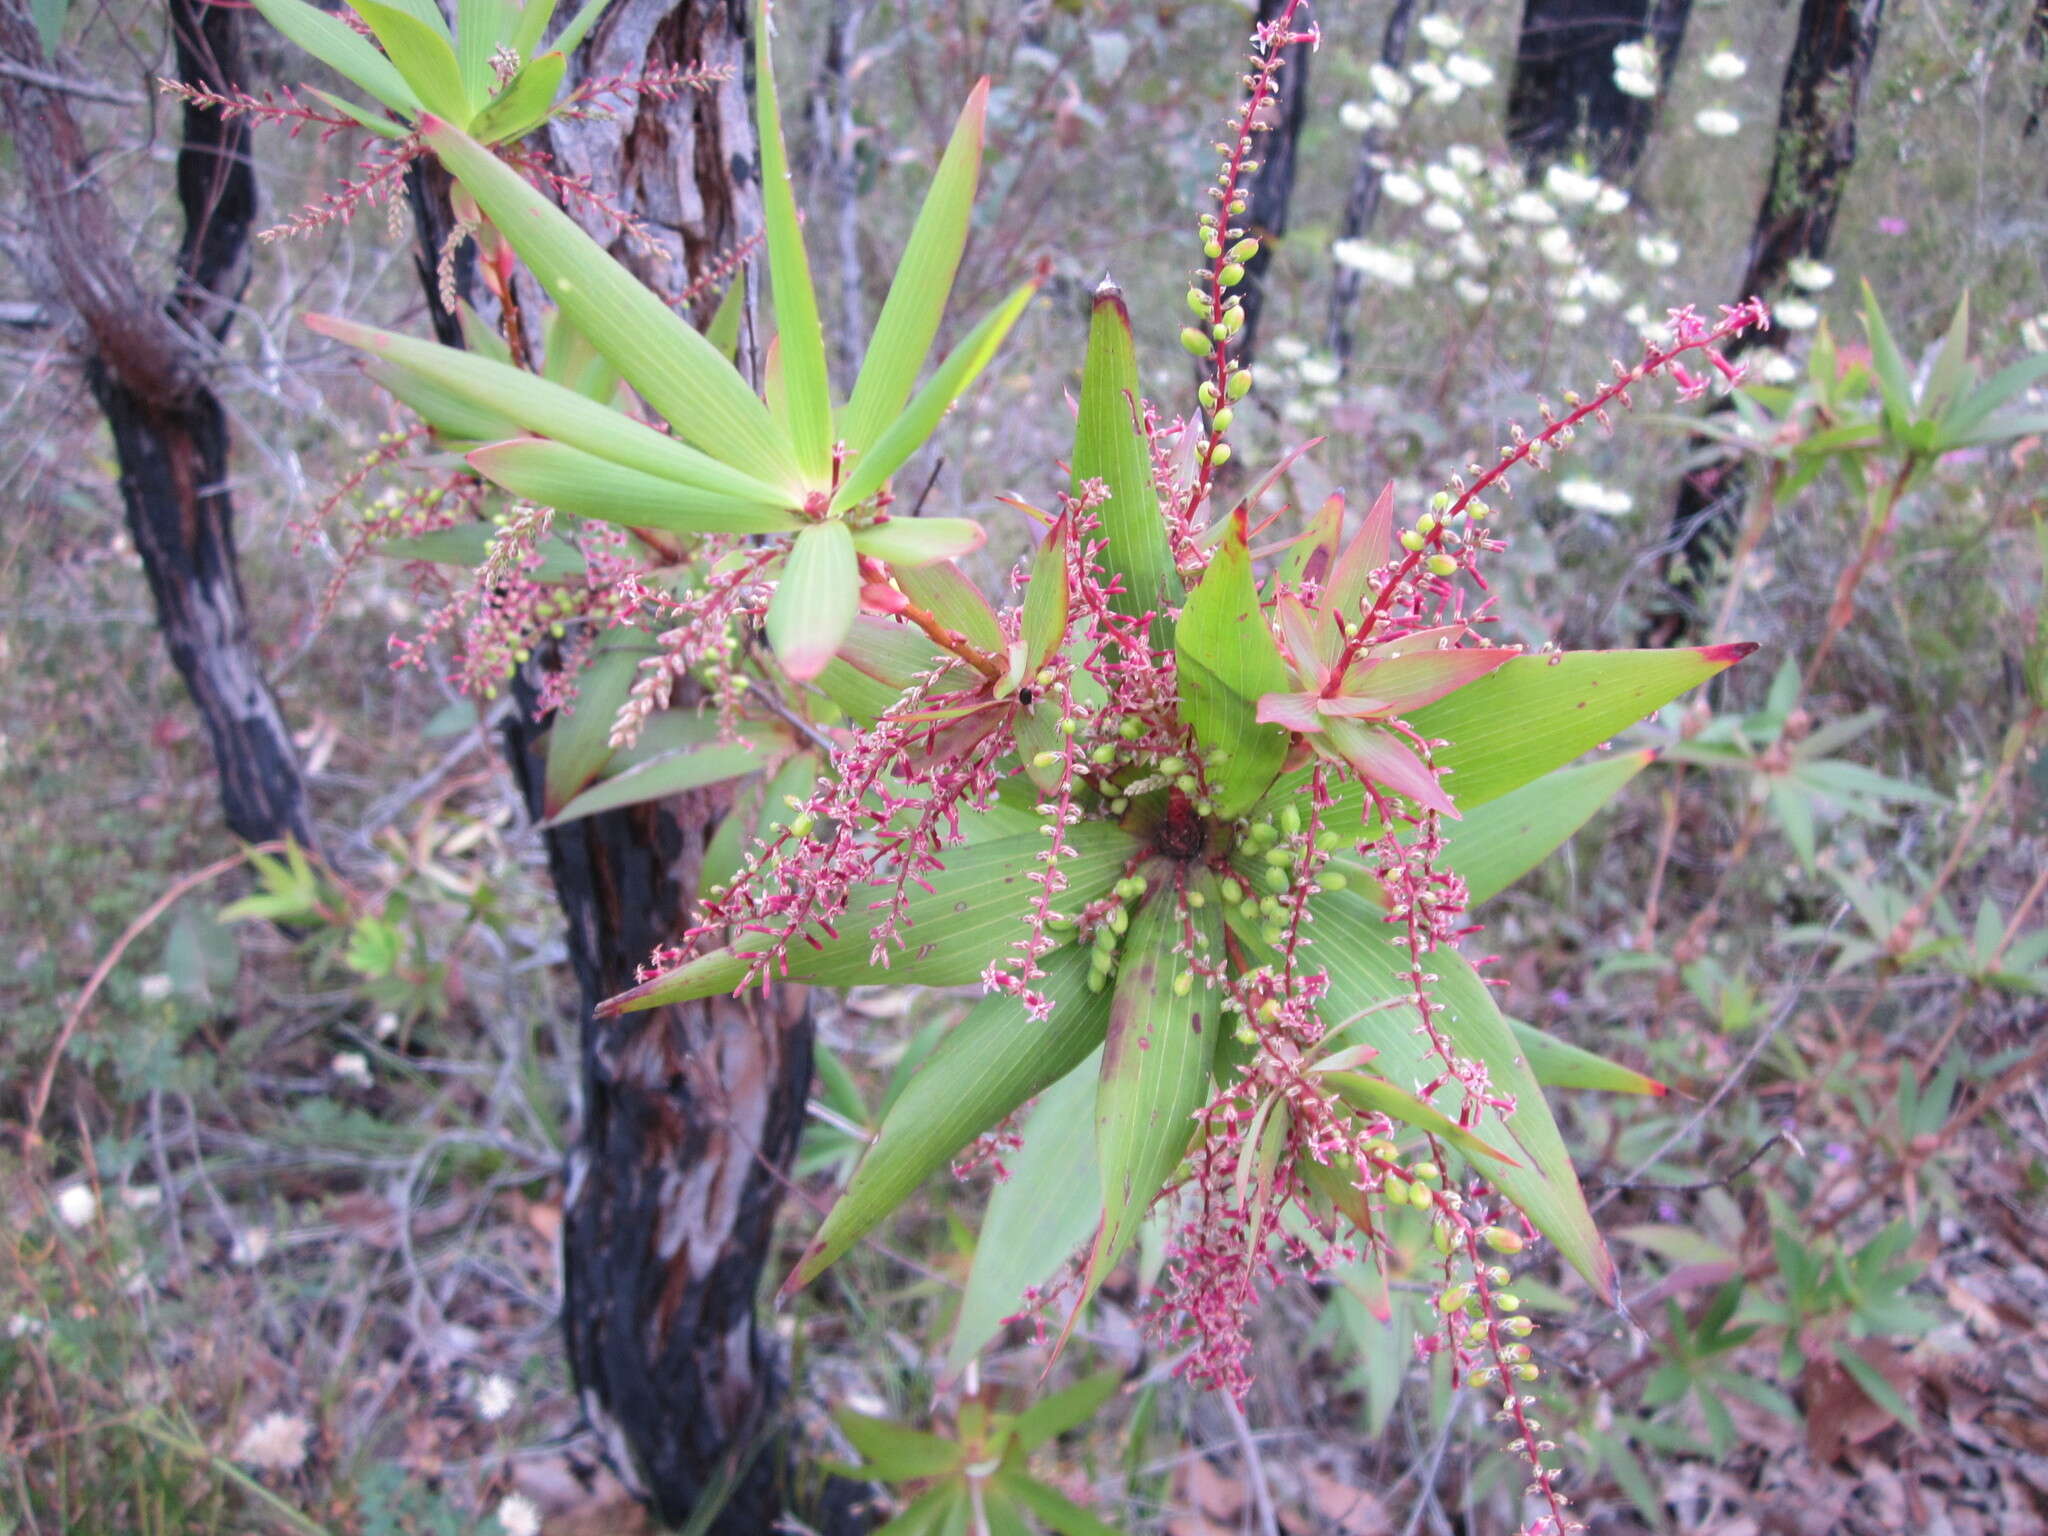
xmin=0 ymin=0 xmax=318 ymax=850
xmin=1643 ymin=0 xmax=1886 ymax=645
xmin=1506 ymin=0 xmax=1693 ymax=178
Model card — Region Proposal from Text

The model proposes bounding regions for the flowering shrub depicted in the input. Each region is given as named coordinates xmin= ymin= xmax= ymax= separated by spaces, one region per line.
xmin=303 ymin=2 xmax=1779 ymax=1529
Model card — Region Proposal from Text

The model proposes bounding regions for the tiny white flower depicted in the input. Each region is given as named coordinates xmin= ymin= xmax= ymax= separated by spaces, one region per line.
xmin=1694 ymin=107 xmax=1741 ymax=137
xmin=1555 ymin=301 xmax=1589 ymax=326
xmin=1556 ymin=478 xmax=1635 ymax=515
xmin=1775 ymin=298 xmax=1820 ymax=330
xmin=1408 ymin=59 xmax=1446 ymax=90
xmin=55 ymin=1183 xmax=97 ymax=1229
xmin=373 ymin=1010 xmax=399 ymax=1041
xmin=1297 ymin=358 xmax=1341 ymax=387
xmin=138 ymin=973 xmax=174 ymax=1004
xmin=474 ymin=1373 xmax=517 ymax=1422
xmin=1330 ymin=240 xmax=1416 ymax=289
xmin=496 ymin=1493 xmax=542 ymax=1536
xmin=1505 ymin=191 xmax=1558 ymax=224
xmin=1422 ymin=200 xmax=1465 ymax=233
xmin=1570 ymin=268 xmax=1625 ymax=306
xmin=1454 ymin=277 xmax=1492 ymax=306
xmin=1366 ymin=99 xmax=1401 ymax=130
xmin=234 ymin=1410 xmax=311 ymax=1472
xmin=331 ymin=1051 xmax=371 ymax=1088
xmin=1452 ymin=231 xmax=1489 ymax=269
xmin=1444 ymin=54 xmax=1495 ymax=89
xmin=1382 ymin=170 xmax=1426 ymax=206
xmin=230 ymin=1226 xmax=272 ymax=1266
xmin=1270 ymin=335 xmax=1310 ymax=362
xmin=1338 ymin=100 xmax=1373 ymax=132
xmin=1423 ymin=162 xmax=1467 ymax=203
xmin=1636 ymin=234 xmax=1681 ymax=268
xmin=121 ymin=1184 xmax=163 ymax=1211
xmin=1702 ymin=49 xmax=1747 ymax=81
xmin=1369 ymin=62 xmax=1414 ymax=106
xmin=1446 ymin=143 xmax=1486 ymax=177
xmin=1536 ymin=227 xmax=1579 ymax=266
xmin=1593 ymin=184 xmax=1631 ymax=214
xmin=1613 ymin=67 xmax=1658 ymax=100
xmin=1786 ymin=257 xmax=1836 ymax=291
xmin=1417 ymin=13 xmax=1464 ymax=49
xmin=1543 ymin=165 xmax=1602 ymax=206
xmin=1425 ymin=76 xmax=1464 ymax=105
xmin=8 ymin=1312 xmax=44 ymax=1339
xmin=1758 ymin=353 xmax=1800 ymax=384
xmin=1612 ymin=40 xmax=1658 ymax=77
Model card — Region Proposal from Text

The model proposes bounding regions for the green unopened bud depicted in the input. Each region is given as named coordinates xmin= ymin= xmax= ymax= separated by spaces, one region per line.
xmin=1211 ymin=323 xmax=1229 ymax=342
xmin=1110 ymin=905 xmax=1129 ymax=934
xmin=1186 ymin=889 xmax=1206 ymax=908
xmin=1175 ymin=773 xmax=1200 ymax=794
xmin=1505 ymin=1316 xmax=1535 ymax=1337
xmin=789 ymin=812 xmax=816 ymax=838
xmin=1239 ymin=898 xmax=1260 ymax=921
xmin=1227 ymin=368 xmax=1254 ymax=401
xmin=1278 ymin=805 xmax=1302 ymax=836
xmin=1159 ymin=756 xmax=1186 ymax=776
xmin=1087 ymin=970 xmax=1108 ymax=993
xmin=1495 ymin=1293 xmax=1521 ymax=1312
xmin=1031 ymin=750 xmax=1062 ymax=768
xmin=1234 ymin=1023 xmax=1258 ymax=1044
xmin=1417 ymin=514 xmax=1438 ymax=537
xmin=1198 ymin=381 xmax=1220 ymax=410
xmin=1399 ymin=528 xmax=1427 ymax=552
xmin=1483 ymin=1226 xmax=1525 ymax=1255
xmin=1219 ymin=261 xmax=1246 ymax=287
xmin=1209 ymin=442 xmax=1232 ymax=466
xmin=1204 ymin=238 xmax=1224 ymax=259
xmin=1248 ymin=819 xmax=1279 ymax=847
xmin=1187 ymin=287 xmax=1210 ymax=317
xmin=1228 ymin=237 xmax=1259 ymax=262
xmin=1515 ymin=1363 xmax=1540 ymax=1382
xmin=1439 ymin=1284 xmax=1472 ymax=1313
xmin=1263 ymin=845 xmax=1293 ymax=866
xmin=1426 ymin=554 xmax=1459 ymax=577
xmin=1118 ymin=717 xmax=1144 ymax=740
xmin=1209 ymin=407 xmax=1234 ymax=432
xmin=1264 ymin=865 xmax=1290 ymax=891
xmin=1172 ymin=971 xmax=1193 ymax=997
xmin=1258 ymin=998 xmax=1282 ymax=1023
xmin=1092 ymin=743 xmax=1118 ymax=764
xmin=1411 ymin=1162 xmax=1440 ymax=1183
xmin=1220 ymin=878 xmax=1244 ymax=904
xmin=1430 ymin=490 xmax=1452 ymax=513
xmin=1261 ymin=923 xmax=1286 ymax=946
xmin=1320 ymin=871 xmax=1348 ymax=892
xmin=1222 ymin=306 xmax=1245 ymax=336
xmin=1408 ymin=1180 xmax=1435 ymax=1209
xmin=1180 ymin=326 xmax=1212 ymax=356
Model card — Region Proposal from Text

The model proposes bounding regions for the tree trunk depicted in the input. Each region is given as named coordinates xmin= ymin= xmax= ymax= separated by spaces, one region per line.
xmin=1232 ymin=0 xmax=1314 ymax=370
xmin=1325 ymin=0 xmax=1418 ymax=375
xmin=0 ymin=0 xmax=319 ymax=851
xmin=1505 ymin=0 xmax=1693 ymax=178
xmin=398 ymin=3 xmax=822 ymax=1526
xmin=1642 ymin=0 xmax=1887 ymax=645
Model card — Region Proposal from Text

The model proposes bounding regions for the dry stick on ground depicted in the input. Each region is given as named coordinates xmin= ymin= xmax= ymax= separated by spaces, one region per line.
xmin=1642 ymin=0 xmax=1889 ymax=646
xmin=0 ymin=0 xmax=321 ymax=852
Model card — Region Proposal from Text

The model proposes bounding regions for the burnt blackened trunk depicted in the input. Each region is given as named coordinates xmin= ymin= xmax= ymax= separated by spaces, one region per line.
xmin=397 ymin=2 xmax=819 ymax=1526
xmin=1325 ymin=0 xmax=1417 ymax=375
xmin=1643 ymin=0 xmax=1887 ymax=644
xmin=0 ymin=0 xmax=318 ymax=850
xmin=1232 ymin=0 xmax=1314 ymax=369
xmin=1506 ymin=0 xmax=1693 ymax=178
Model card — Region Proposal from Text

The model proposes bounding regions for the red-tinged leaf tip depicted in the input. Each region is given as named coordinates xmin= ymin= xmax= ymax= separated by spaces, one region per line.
xmin=1699 ymin=641 xmax=1760 ymax=666
xmin=1090 ymin=276 xmax=1131 ymax=317
xmin=1646 ymin=1077 xmax=1672 ymax=1097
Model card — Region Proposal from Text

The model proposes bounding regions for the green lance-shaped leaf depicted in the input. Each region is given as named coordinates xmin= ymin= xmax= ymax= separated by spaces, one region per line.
xmin=541 ymin=637 xmax=654 ymax=816
xmin=998 ymin=1472 xmax=1126 ymax=1536
xmin=817 ymin=616 xmax=950 ymax=724
xmin=348 ymin=0 xmax=469 ymax=121
xmin=1176 ymin=506 xmax=1291 ymax=818
xmin=419 ymin=117 xmax=804 ymax=491
xmin=834 ymin=1410 xmax=965 ymax=1482
xmin=894 ymin=558 xmax=1005 ymax=655
xmin=1444 ymin=749 xmax=1657 ymax=906
xmin=841 ymin=80 xmax=989 ymax=457
xmin=1019 ymin=516 xmax=1071 ymax=674
xmin=362 ymin=360 xmax=517 ymax=444
xmin=1509 ymin=1018 xmax=1668 ymax=1096
xmin=753 ymin=3 xmax=833 ymax=483
xmin=468 ymin=50 xmax=567 ymax=144
xmin=789 ymin=945 xmax=1116 ymax=1288
xmin=453 ymin=0 xmax=506 ymax=112
xmin=545 ymin=0 xmax=609 ymax=58
xmin=1307 ymin=892 xmax=1615 ymax=1298
xmin=306 ymin=315 xmax=792 ymax=508
xmin=831 ymin=279 xmax=1039 ymax=513
xmin=849 ymin=516 xmax=987 ymax=569
xmin=1088 ymin=886 xmax=1223 ymax=1296
xmin=1860 ymin=277 xmax=1917 ymax=440
xmin=308 ymin=87 xmax=410 ymax=138
xmin=766 ymin=520 xmax=860 ymax=680
xmin=468 ymin=438 xmax=804 ymax=536
xmin=1316 ymin=1070 xmax=1518 ymax=1165
xmin=373 ymin=522 xmax=584 ymax=582
xmin=1262 ymin=644 xmax=1753 ymax=833
xmin=950 ymin=1052 xmax=1102 ymax=1369
xmin=508 ymin=0 xmax=560 ymax=58
xmin=604 ymin=822 xmax=1139 ymax=1011
xmin=247 ymin=0 xmax=421 ymax=116
xmin=1073 ymin=283 xmax=1180 ymax=640
xmin=546 ymin=732 xmax=781 ymax=826
xmin=1009 ymin=1367 xmax=1123 ymax=1453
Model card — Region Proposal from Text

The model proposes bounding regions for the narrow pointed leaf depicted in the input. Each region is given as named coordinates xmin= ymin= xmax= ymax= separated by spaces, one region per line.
xmin=817 ymin=616 xmax=949 ymax=723
xmin=420 ymin=117 xmax=802 ymax=488
xmin=1937 ymin=351 xmax=2048 ymax=445
xmin=248 ymin=0 xmax=420 ymax=113
xmin=842 ymin=80 xmax=989 ymax=456
xmin=1326 ymin=482 xmax=1395 ymax=615
xmin=307 ymin=314 xmax=793 ymax=506
xmin=1509 ymin=1018 xmax=1668 ymax=1096
xmin=1255 ymin=691 xmax=1325 ymax=732
xmin=547 ymin=0 xmax=608 ymax=59
xmin=1444 ymin=750 xmax=1655 ymax=905
xmin=468 ymin=49 xmax=566 ymax=143
xmin=541 ymin=639 xmax=651 ymax=815
xmin=468 ymin=438 xmax=802 ymax=535
xmin=1860 ymin=278 xmax=1915 ymax=437
xmin=1277 ymin=489 xmax=1345 ymax=589
xmin=1349 ymin=645 xmax=1520 ymax=714
xmin=1010 ymin=1368 xmax=1123 ymax=1452
xmin=949 ymin=1053 xmax=1101 ymax=1368
xmin=1073 ymin=284 xmax=1179 ymax=639
xmin=362 ymin=359 xmax=517 ymax=443
xmin=1318 ymin=1071 xmax=1517 ymax=1164
xmin=508 ymin=0 xmax=559 ymax=60
xmin=1021 ymin=516 xmax=1071 ymax=671
xmin=1322 ymin=718 xmax=1459 ymax=817
xmin=605 ymin=823 xmax=1138 ymax=1010
xmin=754 ymin=10 xmax=833 ymax=481
xmin=834 ymin=1411 xmax=964 ymax=1482
xmin=1275 ymin=592 xmax=1338 ymax=678
xmin=792 ymin=946 xmax=1115 ymax=1287
xmin=306 ymin=86 xmax=410 ymax=138
xmin=832 ymin=280 xmax=1038 ymax=512
xmin=999 ymin=1472 xmax=1126 ymax=1536
xmin=455 ymin=0 xmax=507 ymax=110
xmin=1920 ymin=292 xmax=1972 ymax=424
xmin=767 ymin=520 xmax=860 ymax=679
xmin=1089 ymin=889 xmax=1222 ymax=1294
xmin=895 ymin=559 xmax=1004 ymax=654
xmin=547 ymin=735 xmax=779 ymax=825
xmin=348 ymin=0 xmax=469 ymax=121
xmin=850 ymin=516 xmax=987 ymax=568
xmin=1176 ymin=508 xmax=1289 ymax=816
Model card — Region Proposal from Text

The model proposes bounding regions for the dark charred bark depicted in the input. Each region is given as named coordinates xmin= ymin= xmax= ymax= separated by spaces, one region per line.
xmin=1325 ymin=0 xmax=1418 ymax=375
xmin=396 ymin=3 xmax=823 ymax=1527
xmin=1506 ymin=0 xmax=1693 ymax=178
xmin=1642 ymin=0 xmax=1887 ymax=645
xmin=1232 ymin=0 xmax=1314 ymax=369
xmin=0 ymin=0 xmax=318 ymax=850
